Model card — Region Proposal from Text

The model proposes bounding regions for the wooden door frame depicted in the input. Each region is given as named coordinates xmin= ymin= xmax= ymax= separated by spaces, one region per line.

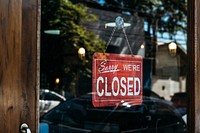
xmin=187 ymin=0 xmax=200 ymax=132
xmin=0 ymin=0 xmax=40 ymax=132
xmin=21 ymin=0 xmax=41 ymax=132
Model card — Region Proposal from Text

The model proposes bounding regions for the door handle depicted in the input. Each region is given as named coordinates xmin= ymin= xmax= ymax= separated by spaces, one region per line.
xmin=20 ymin=123 xmax=31 ymax=133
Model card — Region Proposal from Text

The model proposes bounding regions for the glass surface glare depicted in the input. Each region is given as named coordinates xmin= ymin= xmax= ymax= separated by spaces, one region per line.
xmin=40 ymin=0 xmax=187 ymax=132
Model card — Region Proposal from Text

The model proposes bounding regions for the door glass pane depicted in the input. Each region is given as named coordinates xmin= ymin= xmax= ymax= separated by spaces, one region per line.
xmin=40 ymin=0 xmax=187 ymax=132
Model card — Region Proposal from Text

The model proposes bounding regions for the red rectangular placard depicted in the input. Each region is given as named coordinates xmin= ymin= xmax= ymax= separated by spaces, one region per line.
xmin=92 ymin=52 xmax=143 ymax=107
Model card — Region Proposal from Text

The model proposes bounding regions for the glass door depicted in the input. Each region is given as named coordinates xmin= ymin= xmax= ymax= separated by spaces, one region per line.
xmin=39 ymin=0 xmax=187 ymax=132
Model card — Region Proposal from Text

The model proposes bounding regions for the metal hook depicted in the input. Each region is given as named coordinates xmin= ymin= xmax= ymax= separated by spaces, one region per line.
xmin=115 ymin=16 xmax=124 ymax=30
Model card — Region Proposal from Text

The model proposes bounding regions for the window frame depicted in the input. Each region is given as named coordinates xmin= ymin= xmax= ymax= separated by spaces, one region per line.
xmin=187 ymin=0 xmax=200 ymax=132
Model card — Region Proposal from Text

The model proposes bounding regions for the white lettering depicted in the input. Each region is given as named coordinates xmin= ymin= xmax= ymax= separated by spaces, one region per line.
xmin=112 ymin=77 xmax=119 ymax=96
xmin=96 ymin=77 xmax=104 ymax=96
xmin=127 ymin=77 xmax=133 ymax=96
xmin=134 ymin=78 xmax=140 ymax=95
xmin=98 ymin=61 xmax=119 ymax=73
xmin=120 ymin=77 xmax=126 ymax=96
xmin=96 ymin=76 xmax=141 ymax=97
xmin=123 ymin=64 xmax=140 ymax=71
xmin=105 ymin=77 xmax=111 ymax=96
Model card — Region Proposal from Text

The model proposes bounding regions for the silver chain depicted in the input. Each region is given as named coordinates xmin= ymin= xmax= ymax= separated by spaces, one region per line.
xmin=122 ymin=27 xmax=133 ymax=55
xmin=104 ymin=16 xmax=133 ymax=55
xmin=104 ymin=26 xmax=116 ymax=53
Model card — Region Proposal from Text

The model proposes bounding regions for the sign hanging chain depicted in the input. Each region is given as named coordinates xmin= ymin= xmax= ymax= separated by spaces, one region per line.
xmin=104 ymin=26 xmax=116 ymax=53
xmin=122 ymin=27 xmax=133 ymax=55
xmin=104 ymin=16 xmax=133 ymax=56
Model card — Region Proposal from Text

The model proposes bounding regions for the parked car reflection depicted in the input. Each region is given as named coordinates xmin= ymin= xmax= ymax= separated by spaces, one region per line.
xmin=143 ymin=89 xmax=165 ymax=100
xmin=40 ymin=93 xmax=186 ymax=133
xmin=171 ymin=92 xmax=187 ymax=116
xmin=40 ymin=89 xmax=66 ymax=115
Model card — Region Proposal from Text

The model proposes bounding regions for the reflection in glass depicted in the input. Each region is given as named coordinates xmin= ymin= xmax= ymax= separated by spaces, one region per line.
xmin=40 ymin=0 xmax=187 ymax=132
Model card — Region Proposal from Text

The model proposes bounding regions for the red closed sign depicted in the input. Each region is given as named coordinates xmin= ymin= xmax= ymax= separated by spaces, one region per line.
xmin=92 ymin=52 xmax=143 ymax=107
